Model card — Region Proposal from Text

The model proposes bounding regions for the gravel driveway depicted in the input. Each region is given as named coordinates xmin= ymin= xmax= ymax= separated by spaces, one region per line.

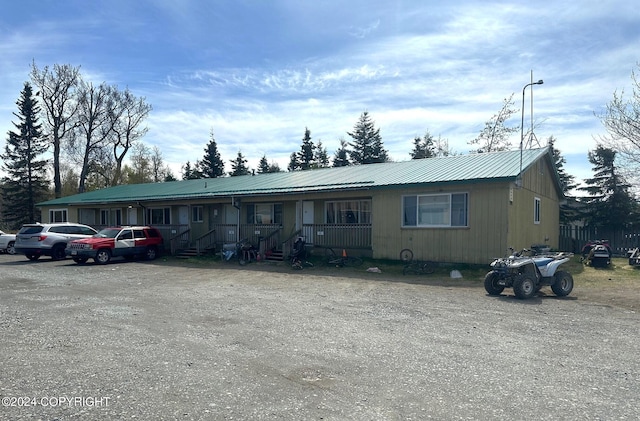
xmin=1 ymin=255 xmax=638 ymax=420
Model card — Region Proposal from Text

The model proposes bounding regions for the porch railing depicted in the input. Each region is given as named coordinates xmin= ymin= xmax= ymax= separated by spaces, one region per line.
xmin=169 ymin=227 xmax=191 ymax=255
xmin=195 ymin=229 xmax=216 ymax=255
xmin=210 ymin=223 xmax=282 ymax=249
xmin=303 ymin=223 xmax=371 ymax=249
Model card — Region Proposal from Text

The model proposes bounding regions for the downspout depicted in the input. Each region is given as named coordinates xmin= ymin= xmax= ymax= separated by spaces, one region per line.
xmin=137 ymin=201 xmax=147 ymax=225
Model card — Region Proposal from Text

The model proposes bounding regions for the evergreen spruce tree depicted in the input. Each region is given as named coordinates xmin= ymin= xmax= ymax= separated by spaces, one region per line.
xmin=298 ymin=127 xmax=315 ymax=170
xmin=257 ymin=155 xmax=281 ymax=173
xmin=258 ymin=155 xmax=270 ymax=174
xmin=410 ymin=131 xmax=437 ymax=159
xmin=229 ymin=151 xmax=249 ymax=176
xmin=1 ymin=82 xmax=50 ymax=228
xmin=578 ymin=146 xmax=636 ymax=229
xmin=287 ymin=152 xmax=300 ymax=172
xmin=547 ymin=137 xmax=578 ymax=224
xmin=332 ymin=138 xmax=351 ymax=167
xmin=181 ymin=161 xmax=198 ymax=180
xmin=314 ymin=140 xmax=330 ymax=168
xmin=347 ymin=111 xmax=389 ymax=164
xmin=200 ymin=130 xmax=225 ymax=178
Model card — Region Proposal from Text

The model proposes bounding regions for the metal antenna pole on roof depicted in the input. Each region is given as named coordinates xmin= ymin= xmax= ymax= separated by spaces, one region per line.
xmin=518 ymin=76 xmax=544 ymax=188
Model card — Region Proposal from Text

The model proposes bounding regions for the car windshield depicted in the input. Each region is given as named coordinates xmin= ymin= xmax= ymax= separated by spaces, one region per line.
xmin=96 ymin=228 xmax=121 ymax=238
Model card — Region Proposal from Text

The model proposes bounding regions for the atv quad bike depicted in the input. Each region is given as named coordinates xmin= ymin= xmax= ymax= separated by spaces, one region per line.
xmin=484 ymin=249 xmax=574 ymax=299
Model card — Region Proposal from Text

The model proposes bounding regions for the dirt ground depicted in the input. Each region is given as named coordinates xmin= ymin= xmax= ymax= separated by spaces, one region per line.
xmin=169 ymin=254 xmax=640 ymax=312
xmin=1 ymin=253 xmax=638 ymax=420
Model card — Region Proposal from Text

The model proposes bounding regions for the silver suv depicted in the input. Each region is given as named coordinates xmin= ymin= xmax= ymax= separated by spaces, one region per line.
xmin=15 ymin=223 xmax=98 ymax=261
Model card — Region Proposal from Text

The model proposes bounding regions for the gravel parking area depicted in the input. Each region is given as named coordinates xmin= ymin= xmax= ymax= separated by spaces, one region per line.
xmin=1 ymin=255 xmax=638 ymax=420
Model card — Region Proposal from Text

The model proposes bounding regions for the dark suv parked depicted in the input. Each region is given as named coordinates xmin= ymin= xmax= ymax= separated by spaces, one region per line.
xmin=15 ymin=223 xmax=98 ymax=260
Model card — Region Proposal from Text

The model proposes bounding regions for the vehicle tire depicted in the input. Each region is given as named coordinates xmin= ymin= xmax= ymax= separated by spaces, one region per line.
xmin=342 ymin=256 xmax=363 ymax=267
xmin=513 ymin=274 xmax=537 ymax=299
xmin=484 ymin=271 xmax=505 ymax=295
xmin=551 ymin=270 xmax=574 ymax=297
xmin=400 ymin=248 xmax=413 ymax=263
xmin=26 ymin=253 xmax=40 ymax=261
xmin=145 ymin=246 xmax=158 ymax=261
xmin=6 ymin=241 xmax=16 ymax=255
xmin=73 ymin=257 xmax=88 ymax=264
xmin=95 ymin=249 xmax=111 ymax=265
xmin=51 ymin=244 xmax=66 ymax=261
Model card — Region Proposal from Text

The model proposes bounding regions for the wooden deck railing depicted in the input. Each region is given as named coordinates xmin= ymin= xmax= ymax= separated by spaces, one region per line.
xmin=194 ymin=229 xmax=216 ymax=255
xmin=303 ymin=223 xmax=371 ymax=249
xmin=169 ymin=228 xmax=190 ymax=255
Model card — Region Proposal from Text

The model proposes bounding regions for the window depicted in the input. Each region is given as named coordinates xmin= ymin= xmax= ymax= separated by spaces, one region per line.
xmin=100 ymin=209 xmax=122 ymax=226
xmin=403 ymin=193 xmax=468 ymax=227
xmin=192 ymin=206 xmax=203 ymax=223
xmin=325 ymin=200 xmax=371 ymax=224
xmin=49 ymin=209 xmax=68 ymax=223
xmin=534 ymin=197 xmax=541 ymax=224
xmin=246 ymin=203 xmax=282 ymax=224
xmin=148 ymin=208 xmax=171 ymax=225
xmin=100 ymin=209 xmax=109 ymax=225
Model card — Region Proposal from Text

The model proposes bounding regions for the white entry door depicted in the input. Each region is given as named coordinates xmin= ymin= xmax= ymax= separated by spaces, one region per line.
xmin=302 ymin=201 xmax=314 ymax=244
xmin=128 ymin=207 xmax=138 ymax=225
xmin=178 ymin=206 xmax=189 ymax=226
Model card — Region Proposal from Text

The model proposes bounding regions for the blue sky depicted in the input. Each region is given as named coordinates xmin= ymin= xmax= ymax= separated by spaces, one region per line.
xmin=1 ymin=0 xmax=639 ymax=182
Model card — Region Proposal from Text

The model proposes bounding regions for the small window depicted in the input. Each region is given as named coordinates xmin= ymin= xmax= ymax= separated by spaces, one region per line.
xmin=49 ymin=209 xmax=68 ymax=223
xmin=534 ymin=197 xmax=541 ymax=224
xmin=134 ymin=230 xmax=145 ymax=239
xmin=192 ymin=206 xmax=203 ymax=223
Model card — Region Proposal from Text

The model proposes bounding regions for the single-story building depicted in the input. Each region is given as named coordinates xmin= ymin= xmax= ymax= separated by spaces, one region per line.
xmin=37 ymin=147 xmax=563 ymax=264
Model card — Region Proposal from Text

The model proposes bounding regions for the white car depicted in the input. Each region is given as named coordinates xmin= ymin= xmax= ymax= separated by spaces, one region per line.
xmin=0 ymin=230 xmax=16 ymax=254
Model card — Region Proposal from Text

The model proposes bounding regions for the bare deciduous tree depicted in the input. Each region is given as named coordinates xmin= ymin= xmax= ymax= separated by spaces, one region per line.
xmin=468 ymin=93 xmax=518 ymax=153
xmin=110 ymin=88 xmax=152 ymax=185
xmin=596 ymin=63 xmax=640 ymax=182
xmin=30 ymin=62 xmax=81 ymax=198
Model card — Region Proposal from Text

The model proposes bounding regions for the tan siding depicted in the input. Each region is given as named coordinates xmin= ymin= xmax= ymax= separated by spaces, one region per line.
xmin=371 ymin=183 xmax=510 ymax=264
xmin=507 ymin=158 xmax=560 ymax=250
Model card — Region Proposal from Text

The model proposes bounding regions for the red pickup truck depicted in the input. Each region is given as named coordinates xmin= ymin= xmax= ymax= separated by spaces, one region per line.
xmin=66 ymin=226 xmax=164 ymax=264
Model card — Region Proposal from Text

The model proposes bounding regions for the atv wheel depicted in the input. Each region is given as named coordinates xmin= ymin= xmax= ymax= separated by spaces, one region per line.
xmin=513 ymin=274 xmax=536 ymax=299
xmin=551 ymin=270 xmax=574 ymax=297
xmin=484 ymin=271 xmax=504 ymax=295
xmin=72 ymin=257 xmax=88 ymax=264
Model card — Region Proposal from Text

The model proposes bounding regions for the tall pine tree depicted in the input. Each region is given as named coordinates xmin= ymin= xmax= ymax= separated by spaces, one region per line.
xmin=347 ymin=111 xmax=389 ymax=164
xmin=332 ymin=138 xmax=350 ymax=167
xmin=410 ymin=131 xmax=437 ymax=159
xmin=578 ymin=146 xmax=636 ymax=229
xmin=547 ymin=136 xmax=578 ymax=224
xmin=200 ymin=130 xmax=225 ymax=178
xmin=229 ymin=151 xmax=249 ymax=176
xmin=1 ymin=82 xmax=50 ymax=228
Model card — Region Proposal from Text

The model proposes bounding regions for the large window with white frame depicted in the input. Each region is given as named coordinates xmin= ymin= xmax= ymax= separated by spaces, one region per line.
xmin=325 ymin=200 xmax=371 ymax=224
xmin=147 ymin=207 xmax=171 ymax=225
xmin=402 ymin=193 xmax=468 ymax=227
xmin=246 ymin=203 xmax=282 ymax=224
xmin=49 ymin=209 xmax=68 ymax=223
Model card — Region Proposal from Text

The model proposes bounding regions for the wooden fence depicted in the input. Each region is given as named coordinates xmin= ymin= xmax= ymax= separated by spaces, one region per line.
xmin=560 ymin=225 xmax=640 ymax=256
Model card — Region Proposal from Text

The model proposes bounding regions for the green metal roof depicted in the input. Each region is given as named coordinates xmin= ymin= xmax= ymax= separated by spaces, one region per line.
xmin=38 ymin=147 xmax=556 ymax=206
